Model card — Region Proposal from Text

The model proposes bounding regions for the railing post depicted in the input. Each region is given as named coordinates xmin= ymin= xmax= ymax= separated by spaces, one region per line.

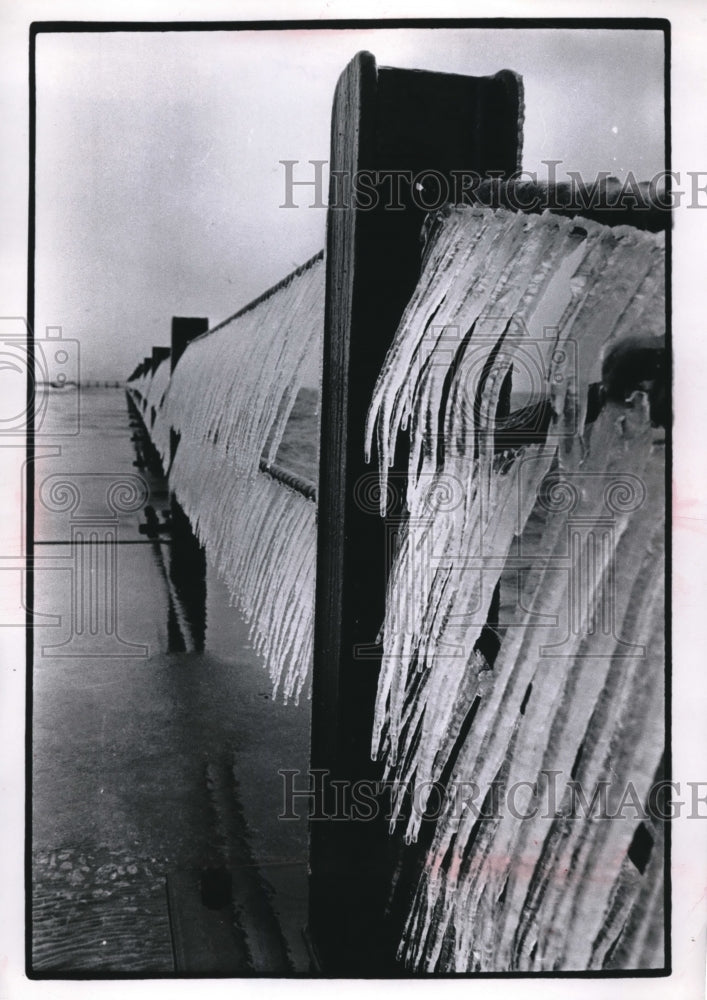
xmin=152 ymin=345 xmax=171 ymax=369
xmin=171 ymin=316 xmax=209 ymax=373
xmin=169 ymin=317 xmax=209 ymax=470
xmin=309 ymin=51 xmax=523 ymax=973
xmin=164 ymin=318 xmax=209 ymax=651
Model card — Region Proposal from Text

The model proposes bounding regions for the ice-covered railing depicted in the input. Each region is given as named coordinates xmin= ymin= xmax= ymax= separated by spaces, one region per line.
xmin=151 ymin=253 xmax=325 ymax=703
xmin=366 ymin=205 xmax=665 ymax=971
xmin=145 ymin=358 xmax=171 ymax=455
xmin=127 ymin=367 xmax=153 ymax=415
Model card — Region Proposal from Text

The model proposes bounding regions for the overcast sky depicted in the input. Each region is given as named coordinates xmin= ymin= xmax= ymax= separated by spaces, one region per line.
xmin=34 ymin=27 xmax=665 ymax=380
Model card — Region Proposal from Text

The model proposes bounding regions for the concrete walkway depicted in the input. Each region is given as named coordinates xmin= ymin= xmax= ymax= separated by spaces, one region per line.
xmin=31 ymin=389 xmax=311 ymax=974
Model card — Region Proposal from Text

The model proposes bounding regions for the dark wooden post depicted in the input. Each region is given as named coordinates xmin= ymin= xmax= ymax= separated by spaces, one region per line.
xmin=309 ymin=52 xmax=523 ymax=973
xmin=160 ymin=319 xmax=209 ymax=651
xmin=169 ymin=317 xmax=209 ymax=470
xmin=171 ymin=316 xmax=209 ymax=373
xmin=151 ymin=345 xmax=171 ymax=370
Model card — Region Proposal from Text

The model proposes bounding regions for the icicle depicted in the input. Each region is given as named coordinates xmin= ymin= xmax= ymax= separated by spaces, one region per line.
xmin=365 ymin=205 xmax=666 ymax=971
xmin=127 ymin=367 xmax=155 ymax=415
xmin=149 ymin=256 xmax=324 ymax=701
xmin=143 ymin=359 xmax=172 ymax=461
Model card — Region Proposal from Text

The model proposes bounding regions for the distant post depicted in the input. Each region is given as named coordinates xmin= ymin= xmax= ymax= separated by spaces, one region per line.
xmin=171 ymin=316 xmax=209 ymax=373
xmin=166 ymin=317 xmax=209 ymax=650
xmin=152 ymin=345 xmax=171 ymax=369
xmin=168 ymin=317 xmax=209 ymax=471
xmin=309 ymin=51 xmax=523 ymax=973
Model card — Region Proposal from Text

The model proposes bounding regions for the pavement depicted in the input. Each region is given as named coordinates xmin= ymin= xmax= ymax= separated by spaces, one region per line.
xmin=31 ymin=388 xmax=311 ymax=974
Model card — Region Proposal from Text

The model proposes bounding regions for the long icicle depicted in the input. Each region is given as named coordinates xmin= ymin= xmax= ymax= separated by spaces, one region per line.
xmin=366 ymin=204 xmax=665 ymax=971
xmin=155 ymin=255 xmax=324 ymax=702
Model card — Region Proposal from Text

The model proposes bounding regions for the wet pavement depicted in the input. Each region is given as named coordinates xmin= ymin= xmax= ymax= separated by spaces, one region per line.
xmin=31 ymin=388 xmax=311 ymax=974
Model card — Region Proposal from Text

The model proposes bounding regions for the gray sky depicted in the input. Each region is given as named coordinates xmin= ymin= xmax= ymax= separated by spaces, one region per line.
xmin=34 ymin=27 xmax=665 ymax=380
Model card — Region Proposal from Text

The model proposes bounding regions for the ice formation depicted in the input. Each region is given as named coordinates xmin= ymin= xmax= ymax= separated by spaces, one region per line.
xmin=128 ymin=368 xmax=153 ymax=417
xmin=131 ymin=255 xmax=324 ymax=703
xmin=365 ymin=206 xmax=665 ymax=970
xmin=145 ymin=358 xmax=172 ymax=460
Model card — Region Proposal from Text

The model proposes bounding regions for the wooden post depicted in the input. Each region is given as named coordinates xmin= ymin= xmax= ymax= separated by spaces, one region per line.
xmin=309 ymin=51 xmax=523 ymax=974
xmin=169 ymin=317 xmax=209 ymax=471
xmin=151 ymin=345 xmax=171 ymax=370
xmin=160 ymin=320 xmax=210 ymax=650
xmin=171 ymin=316 xmax=209 ymax=373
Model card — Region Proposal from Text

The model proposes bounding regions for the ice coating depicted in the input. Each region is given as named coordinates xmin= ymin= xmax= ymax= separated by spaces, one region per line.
xmin=131 ymin=256 xmax=324 ymax=703
xmin=128 ymin=367 xmax=153 ymax=417
xmin=163 ymin=256 xmax=323 ymax=485
xmin=366 ymin=205 xmax=666 ymax=970
xmin=144 ymin=358 xmax=172 ymax=461
xmin=215 ymin=469 xmax=317 ymax=703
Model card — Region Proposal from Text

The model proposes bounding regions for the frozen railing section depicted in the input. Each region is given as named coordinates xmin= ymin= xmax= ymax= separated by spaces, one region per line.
xmin=128 ymin=253 xmax=324 ymax=703
xmin=145 ymin=358 xmax=172 ymax=454
xmin=365 ymin=205 xmax=665 ymax=971
xmin=127 ymin=366 xmax=153 ymax=415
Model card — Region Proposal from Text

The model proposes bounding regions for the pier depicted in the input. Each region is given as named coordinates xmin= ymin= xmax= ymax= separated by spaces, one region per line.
xmin=30 ymin=48 xmax=668 ymax=977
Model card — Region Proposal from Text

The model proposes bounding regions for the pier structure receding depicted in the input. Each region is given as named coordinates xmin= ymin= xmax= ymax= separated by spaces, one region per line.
xmin=125 ymin=50 xmax=668 ymax=976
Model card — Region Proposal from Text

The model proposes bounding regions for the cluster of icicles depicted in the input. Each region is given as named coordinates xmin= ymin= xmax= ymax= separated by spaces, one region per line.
xmin=145 ymin=359 xmax=173 ymax=462
xmin=366 ymin=206 xmax=666 ymax=971
xmin=128 ymin=364 xmax=161 ymax=423
xmin=133 ymin=255 xmax=324 ymax=704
